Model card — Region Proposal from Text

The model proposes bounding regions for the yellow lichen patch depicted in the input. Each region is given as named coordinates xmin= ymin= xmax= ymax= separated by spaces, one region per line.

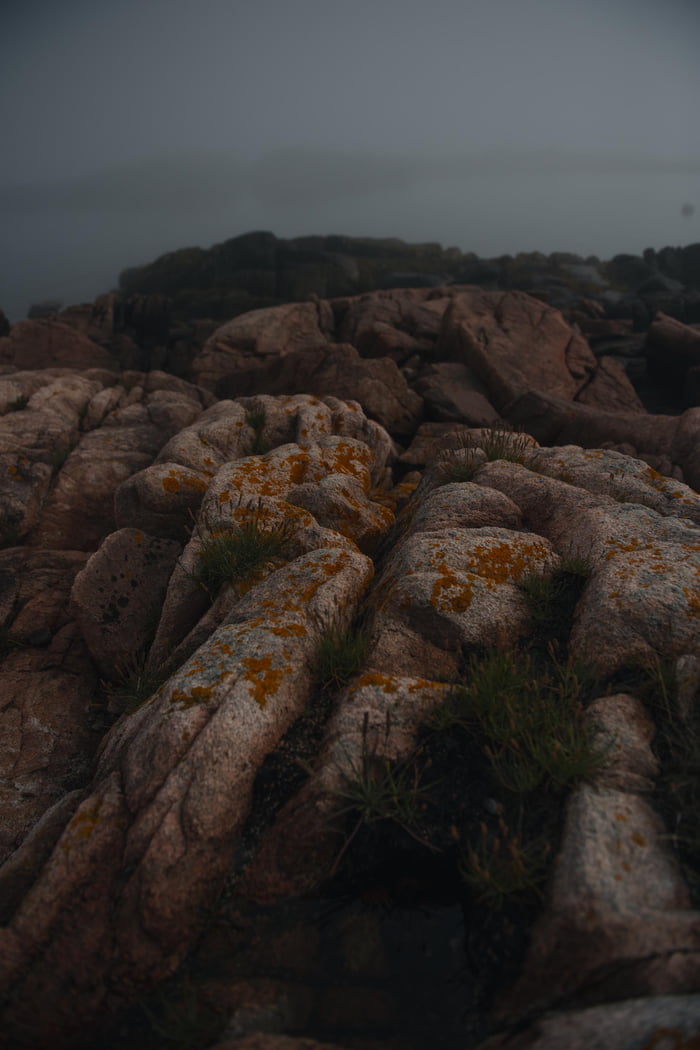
xmin=170 ymin=683 xmax=216 ymax=709
xmin=353 ymin=672 xmax=401 ymax=694
xmin=162 ymin=470 xmax=207 ymax=494
xmin=184 ymin=663 xmax=205 ymax=677
xmin=241 ymin=654 xmax=287 ymax=707
xmin=268 ymin=622 xmax=307 ymax=638
xmin=683 ymin=587 xmax=700 ymax=621
xmin=460 ymin=539 xmax=552 ymax=586
xmin=323 ymin=440 xmax=373 ymax=480
xmin=430 ymin=567 xmax=475 ymax=612
xmin=62 ymin=800 xmax=103 ymax=851
xmin=133 ymin=532 xmax=144 ymax=544
xmin=353 ymin=672 xmax=440 ymax=694
xmin=631 ymin=831 xmax=647 ymax=847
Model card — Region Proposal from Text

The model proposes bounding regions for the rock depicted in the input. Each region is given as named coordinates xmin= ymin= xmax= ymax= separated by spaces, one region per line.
xmin=0 ymin=374 xmax=103 ymax=543
xmin=212 ymin=1036 xmax=350 ymax=1050
xmin=25 ymin=383 xmax=203 ymax=551
xmin=5 ymin=260 xmax=700 ymax=1048
xmin=216 ymin=343 xmax=424 ymax=437
xmin=576 ymin=356 xmax=646 ymax=413
xmin=25 ymin=423 xmax=164 ymax=551
xmin=286 ymin=474 xmax=393 ymax=555
xmin=27 ymin=299 xmax=64 ymax=319
xmin=437 ymin=289 xmax=597 ymax=409
xmin=237 ymin=674 xmax=452 ymax=901
xmin=478 ymin=994 xmax=700 ymax=1050
xmin=0 ymin=548 xmax=97 ymax=863
xmin=58 ymin=292 xmax=122 ymax=344
xmin=500 ymin=736 xmax=700 ymax=1019
xmin=71 ymin=528 xmax=181 ymax=679
xmin=0 ymin=319 xmax=115 ymax=370
xmin=398 ymin=421 xmax=475 ymax=469
xmin=369 ymin=522 xmax=557 ymax=675
xmin=191 ymin=303 xmax=330 ymax=391
xmin=415 ymin=361 xmax=502 ymax=425
xmin=114 ymin=461 xmax=210 ymax=540
xmin=476 ymin=459 xmax=700 ymax=678
xmin=335 ymin=287 xmax=447 ymax=360
xmin=504 ymin=391 xmax=700 ymax=487
xmin=0 ymin=548 xmax=372 ymax=1046
xmin=646 ymin=311 xmax=700 ymax=390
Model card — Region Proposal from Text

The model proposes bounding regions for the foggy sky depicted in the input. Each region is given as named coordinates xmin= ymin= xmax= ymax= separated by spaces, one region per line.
xmin=2 ymin=0 xmax=699 ymax=320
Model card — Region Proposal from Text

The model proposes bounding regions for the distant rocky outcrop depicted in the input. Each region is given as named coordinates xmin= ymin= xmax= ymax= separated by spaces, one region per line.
xmin=2 ymin=251 xmax=700 ymax=1049
xmin=116 ymin=231 xmax=700 ymax=328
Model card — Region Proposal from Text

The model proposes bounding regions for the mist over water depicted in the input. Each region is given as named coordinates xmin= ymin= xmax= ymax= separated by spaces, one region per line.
xmin=2 ymin=166 xmax=697 ymax=322
xmin=2 ymin=0 xmax=698 ymax=320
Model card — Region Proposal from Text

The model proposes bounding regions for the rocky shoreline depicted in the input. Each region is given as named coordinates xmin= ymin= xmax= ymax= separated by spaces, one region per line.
xmin=1 ymin=240 xmax=700 ymax=1048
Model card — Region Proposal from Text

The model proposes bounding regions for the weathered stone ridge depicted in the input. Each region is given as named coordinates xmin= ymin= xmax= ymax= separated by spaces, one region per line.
xmin=1 ymin=274 xmax=700 ymax=1048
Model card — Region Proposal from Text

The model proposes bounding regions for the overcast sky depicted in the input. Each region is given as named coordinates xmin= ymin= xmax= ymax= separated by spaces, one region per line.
xmin=1 ymin=0 xmax=699 ymax=319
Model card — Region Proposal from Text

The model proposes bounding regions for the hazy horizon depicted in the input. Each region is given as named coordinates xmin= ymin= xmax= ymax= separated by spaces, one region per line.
xmin=2 ymin=0 xmax=698 ymax=320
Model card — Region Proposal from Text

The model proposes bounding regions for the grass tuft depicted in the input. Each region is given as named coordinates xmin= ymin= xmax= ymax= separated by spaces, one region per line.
xmin=312 ymin=621 xmax=370 ymax=692
xmin=477 ymin=423 xmax=533 ymax=463
xmin=459 ymin=809 xmax=551 ymax=909
xmin=635 ymin=655 xmax=700 ymax=904
xmin=330 ymin=711 xmax=438 ymax=873
xmin=245 ymin=408 xmax=270 ymax=455
xmin=518 ymin=556 xmax=591 ymax=644
xmin=435 ymin=423 xmax=532 ymax=486
xmin=8 ymin=395 xmax=29 ymax=412
xmin=435 ymin=649 xmax=605 ymax=795
xmin=103 ymin=651 xmax=171 ymax=714
xmin=194 ymin=501 xmax=292 ymax=596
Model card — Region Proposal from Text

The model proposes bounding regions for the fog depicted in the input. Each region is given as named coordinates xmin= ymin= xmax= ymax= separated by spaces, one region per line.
xmin=2 ymin=0 xmax=699 ymax=320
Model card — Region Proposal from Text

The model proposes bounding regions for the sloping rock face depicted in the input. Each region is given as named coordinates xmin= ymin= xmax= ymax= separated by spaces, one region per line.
xmin=0 ymin=319 xmax=116 ymax=370
xmin=189 ymin=285 xmax=645 ymax=440
xmin=2 ymin=278 xmax=700 ymax=1049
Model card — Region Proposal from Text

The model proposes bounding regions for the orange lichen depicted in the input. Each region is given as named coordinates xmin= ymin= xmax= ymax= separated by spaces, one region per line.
xmin=631 ymin=831 xmax=647 ymax=847
xmin=268 ymin=622 xmax=307 ymax=638
xmin=430 ymin=563 xmax=475 ymax=612
xmin=61 ymin=800 xmax=103 ymax=851
xmin=170 ymin=684 xmax=216 ymax=709
xmin=353 ymin=672 xmax=439 ymax=694
xmin=241 ymin=654 xmax=286 ymax=707
xmin=162 ymin=471 xmax=206 ymax=494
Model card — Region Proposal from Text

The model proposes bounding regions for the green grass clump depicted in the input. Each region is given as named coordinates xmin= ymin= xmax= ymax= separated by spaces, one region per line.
xmin=104 ymin=652 xmax=171 ymax=714
xmin=436 ymin=423 xmax=532 ymax=486
xmin=312 ymin=621 xmax=370 ymax=692
xmin=477 ymin=423 xmax=532 ymax=464
xmin=438 ymin=451 xmax=483 ymax=484
xmin=518 ymin=557 xmax=591 ymax=645
xmin=459 ymin=810 xmax=552 ymax=908
xmin=8 ymin=395 xmax=29 ymax=412
xmin=425 ymin=648 xmax=605 ymax=908
xmin=195 ymin=505 xmax=291 ymax=595
xmin=245 ymin=408 xmax=270 ymax=455
xmin=634 ymin=656 xmax=700 ymax=904
xmin=330 ymin=712 xmax=437 ymax=873
xmin=437 ymin=649 xmax=605 ymax=795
